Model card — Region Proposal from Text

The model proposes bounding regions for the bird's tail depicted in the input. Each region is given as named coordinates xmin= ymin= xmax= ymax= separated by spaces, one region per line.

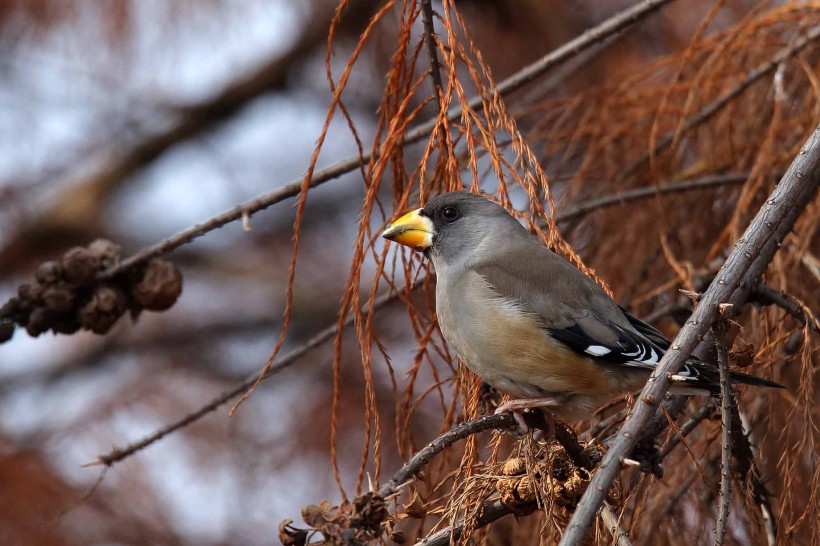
xmin=675 ymin=359 xmax=785 ymax=392
xmin=728 ymin=369 xmax=785 ymax=389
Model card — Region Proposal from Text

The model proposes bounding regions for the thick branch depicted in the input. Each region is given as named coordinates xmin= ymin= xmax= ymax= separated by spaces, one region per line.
xmin=559 ymin=126 xmax=820 ymax=546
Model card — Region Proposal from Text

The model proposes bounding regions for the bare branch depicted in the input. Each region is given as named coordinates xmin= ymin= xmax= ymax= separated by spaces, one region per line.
xmin=559 ymin=126 xmax=820 ymax=546
xmin=600 ymin=502 xmax=634 ymax=546
xmin=378 ymin=413 xmax=516 ymax=499
xmin=556 ymin=173 xmax=751 ymax=224
xmin=751 ymin=284 xmax=820 ymax=332
xmin=415 ymin=499 xmax=511 ymax=546
xmin=96 ymin=0 xmax=677 ymax=279
xmin=420 ymin=0 xmax=444 ymax=113
xmin=87 ymin=286 xmax=409 ymax=466
xmin=713 ymin=319 xmax=734 ymax=546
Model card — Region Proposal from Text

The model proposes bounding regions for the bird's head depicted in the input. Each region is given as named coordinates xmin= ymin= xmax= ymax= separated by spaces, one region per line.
xmin=382 ymin=191 xmax=525 ymax=263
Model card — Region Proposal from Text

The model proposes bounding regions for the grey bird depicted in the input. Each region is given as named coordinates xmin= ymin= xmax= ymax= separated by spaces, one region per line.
xmin=382 ymin=191 xmax=782 ymax=426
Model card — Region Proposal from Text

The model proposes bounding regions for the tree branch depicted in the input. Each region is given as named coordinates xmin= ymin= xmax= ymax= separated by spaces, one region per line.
xmin=600 ymin=502 xmax=635 ymax=546
xmin=378 ymin=412 xmax=516 ymax=499
xmin=751 ymin=283 xmax=820 ymax=332
xmin=556 ymin=173 xmax=750 ymax=224
xmin=713 ymin=319 xmax=734 ymax=546
xmin=86 ymin=286 xmax=409 ymax=466
xmin=96 ymin=0 xmax=677 ymax=279
xmin=420 ymin=0 xmax=444 ymax=113
xmin=559 ymin=125 xmax=820 ymax=546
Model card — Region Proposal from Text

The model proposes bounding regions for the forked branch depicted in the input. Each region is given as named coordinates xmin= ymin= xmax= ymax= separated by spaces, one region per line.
xmin=559 ymin=126 xmax=820 ymax=546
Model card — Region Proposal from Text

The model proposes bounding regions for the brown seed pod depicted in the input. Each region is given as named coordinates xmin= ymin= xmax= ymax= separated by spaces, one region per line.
xmin=131 ymin=259 xmax=183 ymax=311
xmin=34 ymin=261 xmax=63 ymax=285
xmin=0 ymin=321 xmax=14 ymax=343
xmin=26 ymin=307 xmax=53 ymax=337
xmin=0 ymin=298 xmax=23 ymax=322
xmin=61 ymin=247 xmax=101 ymax=286
xmin=50 ymin=315 xmax=81 ymax=335
xmin=87 ymin=239 xmax=122 ymax=268
xmin=42 ymin=282 xmax=77 ymax=313
xmin=18 ymin=283 xmax=43 ymax=304
xmin=79 ymin=285 xmax=128 ymax=334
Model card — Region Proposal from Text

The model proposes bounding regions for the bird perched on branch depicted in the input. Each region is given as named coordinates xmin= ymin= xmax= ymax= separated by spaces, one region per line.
xmin=383 ymin=191 xmax=782 ymax=431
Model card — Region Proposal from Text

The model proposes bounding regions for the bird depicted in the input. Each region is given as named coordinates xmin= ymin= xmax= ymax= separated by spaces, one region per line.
xmin=382 ymin=191 xmax=782 ymax=430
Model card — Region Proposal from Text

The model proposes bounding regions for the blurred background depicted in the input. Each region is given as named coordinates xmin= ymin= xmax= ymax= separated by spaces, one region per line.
xmin=0 ymin=1 xmax=817 ymax=545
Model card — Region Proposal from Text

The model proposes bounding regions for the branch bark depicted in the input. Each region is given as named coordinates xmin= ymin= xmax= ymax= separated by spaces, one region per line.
xmin=713 ymin=320 xmax=733 ymax=546
xmin=420 ymin=0 xmax=444 ymax=113
xmin=559 ymin=124 xmax=820 ymax=546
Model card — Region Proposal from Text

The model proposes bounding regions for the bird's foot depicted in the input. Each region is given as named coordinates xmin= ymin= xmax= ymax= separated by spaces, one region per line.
xmin=495 ymin=397 xmax=560 ymax=438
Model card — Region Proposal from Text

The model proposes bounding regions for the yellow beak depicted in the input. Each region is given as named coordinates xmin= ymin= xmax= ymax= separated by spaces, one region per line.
xmin=382 ymin=208 xmax=435 ymax=251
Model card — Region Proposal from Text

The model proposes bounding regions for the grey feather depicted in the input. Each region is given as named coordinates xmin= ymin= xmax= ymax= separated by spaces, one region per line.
xmin=414 ymin=191 xmax=783 ymax=418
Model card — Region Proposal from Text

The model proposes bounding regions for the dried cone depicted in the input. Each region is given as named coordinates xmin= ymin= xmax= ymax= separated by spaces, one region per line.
xmin=26 ymin=308 xmax=53 ymax=337
xmin=79 ymin=286 xmax=128 ymax=334
xmin=0 ymin=321 xmax=15 ymax=343
xmin=33 ymin=261 xmax=63 ymax=285
xmin=87 ymin=239 xmax=122 ymax=268
xmin=131 ymin=259 xmax=183 ymax=311
xmin=42 ymin=282 xmax=76 ymax=313
xmin=61 ymin=247 xmax=101 ymax=286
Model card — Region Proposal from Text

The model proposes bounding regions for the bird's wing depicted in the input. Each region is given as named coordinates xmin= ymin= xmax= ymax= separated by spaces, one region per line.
xmin=472 ymin=244 xmax=783 ymax=391
xmin=472 ymin=246 xmax=677 ymax=372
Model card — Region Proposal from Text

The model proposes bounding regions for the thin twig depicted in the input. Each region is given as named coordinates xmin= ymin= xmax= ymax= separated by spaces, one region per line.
xmin=420 ymin=0 xmax=444 ymax=113
xmin=713 ymin=319 xmax=733 ymax=546
xmin=415 ymin=499 xmax=512 ymax=546
xmin=660 ymin=400 xmax=716 ymax=458
xmin=559 ymin=126 xmax=820 ymax=546
xmin=87 ymin=286 xmax=410 ymax=466
xmin=378 ymin=412 xmax=515 ymax=498
xmin=556 ymin=173 xmax=751 ymax=224
xmin=600 ymin=502 xmax=634 ymax=546
xmin=615 ymin=25 xmax=820 ymax=183
xmin=751 ymin=283 xmax=820 ymax=332
xmin=734 ymin=406 xmax=778 ymax=546
xmin=585 ymin=408 xmax=627 ymax=440
xmin=95 ymin=0 xmax=676 ymax=279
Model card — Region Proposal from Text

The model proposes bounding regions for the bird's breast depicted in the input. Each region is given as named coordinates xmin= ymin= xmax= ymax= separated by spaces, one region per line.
xmin=436 ymin=271 xmax=615 ymax=399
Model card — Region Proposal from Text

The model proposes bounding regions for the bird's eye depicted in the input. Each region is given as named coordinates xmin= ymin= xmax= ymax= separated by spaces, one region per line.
xmin=441 ymin=206 xmax=461 ymax=223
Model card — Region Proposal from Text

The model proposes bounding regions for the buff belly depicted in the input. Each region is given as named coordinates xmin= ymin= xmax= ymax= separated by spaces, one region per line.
xmin=436 ymin=271 xmax=644 ymax=420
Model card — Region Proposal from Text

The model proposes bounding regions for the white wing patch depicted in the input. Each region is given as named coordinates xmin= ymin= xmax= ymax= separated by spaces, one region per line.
xmin=585 ymin=345 xmax=612 ymax=356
